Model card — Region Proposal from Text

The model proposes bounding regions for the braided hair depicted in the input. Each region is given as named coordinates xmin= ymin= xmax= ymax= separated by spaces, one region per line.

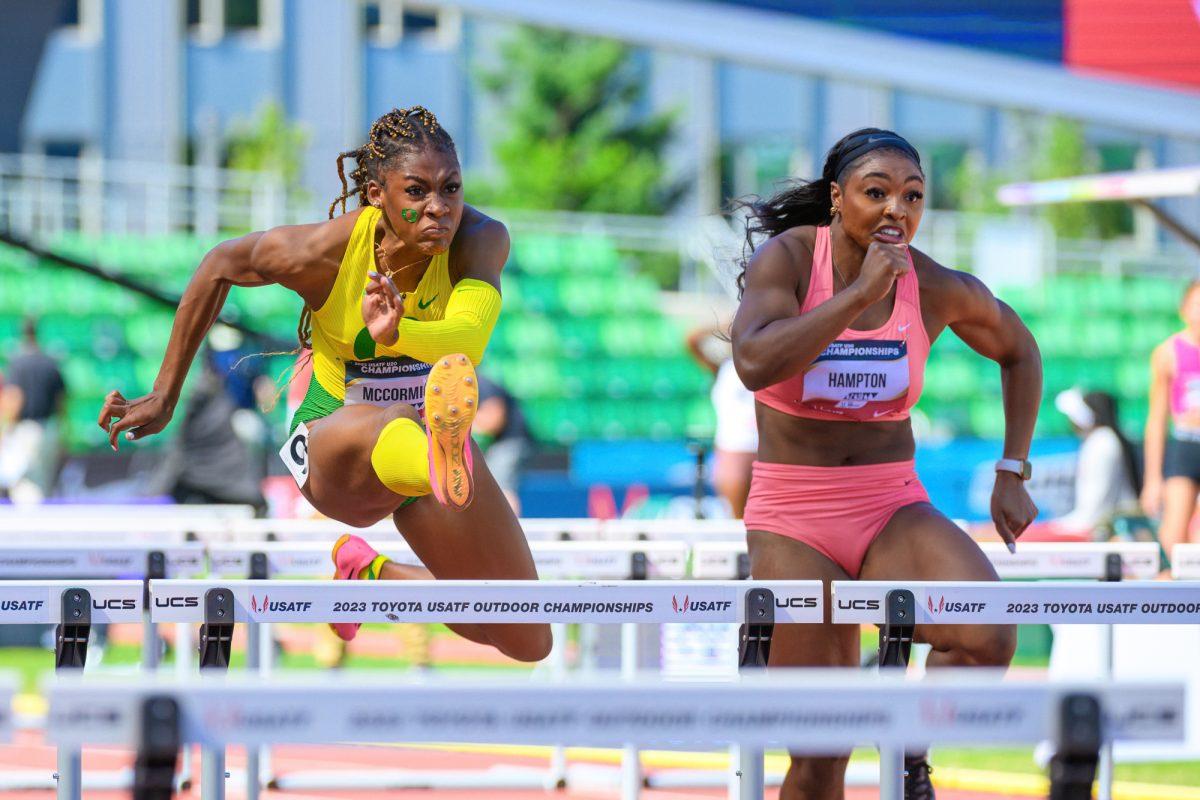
xmin=295 ymin=107 xmax=457 ymax=349
xmin=732 ymin=127 xmax=922 ymax=297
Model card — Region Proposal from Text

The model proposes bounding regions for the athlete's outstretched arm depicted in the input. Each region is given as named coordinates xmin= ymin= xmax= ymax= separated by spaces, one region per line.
xmin=732 ymin=235 xmax=910 ymax=390
xmin=97 ymin=222 xmax=338 ymax=450
xmin=944 ymin=269 xmax=1042 ymax=546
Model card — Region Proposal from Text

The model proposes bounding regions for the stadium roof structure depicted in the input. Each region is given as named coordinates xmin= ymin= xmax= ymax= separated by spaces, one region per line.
xmin=998 ymin=166 xmax=1200 ymax=252
xmin=446 ymin=0 xmax=1200 ymax=140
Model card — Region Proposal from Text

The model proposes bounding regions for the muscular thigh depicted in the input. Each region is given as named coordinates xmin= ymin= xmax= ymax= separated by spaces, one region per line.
xmin=860 ymin=502 xmax=1008 ymax=653
xmin=303 ymin=404 xmax=415 ymax=526
xmin=393 ymin=440 xmax=539 ymax=582
xmin=747 ymin=530 xmax=859 ymax=668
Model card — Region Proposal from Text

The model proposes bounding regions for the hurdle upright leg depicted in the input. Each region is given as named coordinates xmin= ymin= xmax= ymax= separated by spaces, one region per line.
xmin=548 ymin=622 xmax=569 ymax=789
xmin=1096 ymin=552 xmax=1122 ymax=800
xmin=734 ymin=588 xmax=775 ymax=800
xmin=620 ymin=622 xmax=641 ymax=800
xmin=54 ymin=588 xmax=91 ymax=800
xmin=877 ymin=590 xmax=915 ymax=800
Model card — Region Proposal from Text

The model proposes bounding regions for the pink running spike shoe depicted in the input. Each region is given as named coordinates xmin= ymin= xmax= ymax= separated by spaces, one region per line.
xmin=329 ymin=533 xmax=379 ymax=641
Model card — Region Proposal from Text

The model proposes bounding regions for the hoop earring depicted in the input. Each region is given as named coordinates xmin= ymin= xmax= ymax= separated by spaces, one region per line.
xmin=830 ymin=205 xmax=839 ymax=218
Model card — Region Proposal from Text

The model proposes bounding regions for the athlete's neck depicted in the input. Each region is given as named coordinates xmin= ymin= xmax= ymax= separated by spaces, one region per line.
xmin=828 ymin=222 xmax=867 ymax=286
xmin=374 ymin=221 xmax=432 ymax=293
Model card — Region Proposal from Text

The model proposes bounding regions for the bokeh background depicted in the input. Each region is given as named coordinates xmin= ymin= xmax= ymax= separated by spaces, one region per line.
xmin=0 ymin=0 xmax=1198 ymax=522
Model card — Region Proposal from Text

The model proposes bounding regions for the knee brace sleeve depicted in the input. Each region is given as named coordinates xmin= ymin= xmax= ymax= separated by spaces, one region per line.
xmin=370 ymin=417 xmax=432 ymax=498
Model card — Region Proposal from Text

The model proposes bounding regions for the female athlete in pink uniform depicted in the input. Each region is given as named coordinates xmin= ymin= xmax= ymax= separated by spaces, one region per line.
xmin=1143 ymin=280 xmax=1200 ymax=565
xmin=732 ymin=129 xmax=1042 ymax=799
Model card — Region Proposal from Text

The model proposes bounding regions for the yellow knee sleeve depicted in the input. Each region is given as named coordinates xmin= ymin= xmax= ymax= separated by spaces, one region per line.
xmin=371 ymin=417 xmax=432 ymax=497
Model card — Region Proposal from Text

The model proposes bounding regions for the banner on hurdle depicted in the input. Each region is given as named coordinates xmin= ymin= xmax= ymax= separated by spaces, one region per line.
xmin=832 ymin=581 xmax=1200 ymax=625
xmin=1174 ymin=544 xmax=1200 ymax=579
xmin=45 ymin=673 xmax=1185 ymax=750
xmin=206 ymin=540 xmax=689 ymax=580
xmin=148 ymin=579 xmax=823 ymax=624
xmin=0 ymin=581 xmax=143 ymax=624
xmin=0 ymin=544 xmax=206 ymax=579
xmin=693 ymin=542 xmax=1161 ymax=580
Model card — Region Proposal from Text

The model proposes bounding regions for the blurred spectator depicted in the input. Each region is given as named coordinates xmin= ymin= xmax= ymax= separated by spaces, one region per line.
xmin=1143 ymin=281 xmax=1200 ymax=562
xmin=1054 ymin=389 xmax=1141 ymax=539
xmin=686 ymin=325 xmax=757 ymax=518
xmin=147 ymin=342 xmax=267 ymax=514
xmin=0 ymin=318 xmax=66 ymax=502
xmin=473 ymin=373 xmax=532 ymax=514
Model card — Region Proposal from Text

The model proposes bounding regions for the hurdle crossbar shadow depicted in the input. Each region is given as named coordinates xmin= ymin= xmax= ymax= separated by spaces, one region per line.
xmin=42 ymin=671 xmax=1185 ymax=800
xmin=148 ymin=578 xmax=823 ymax=800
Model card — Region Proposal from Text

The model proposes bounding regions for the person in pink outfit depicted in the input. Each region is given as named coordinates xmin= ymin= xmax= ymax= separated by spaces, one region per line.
xmin=1143 ymin=280 xmax=1200 ymax=567
xmin=731 ymin=128 xmax=1042 ymax=799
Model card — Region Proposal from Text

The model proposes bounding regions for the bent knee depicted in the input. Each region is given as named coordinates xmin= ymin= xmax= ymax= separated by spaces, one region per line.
xmin=962 ymin=625 xmax=1017 ymax=667
xmin=497 ymin=625 xmax=553 ymax=663
xmin=385 ymin=403 xmax=422 ymax=424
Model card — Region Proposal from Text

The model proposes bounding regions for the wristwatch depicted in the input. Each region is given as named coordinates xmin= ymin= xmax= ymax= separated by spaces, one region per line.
xmin=995 ymin=458 xmax=1032 ymax=480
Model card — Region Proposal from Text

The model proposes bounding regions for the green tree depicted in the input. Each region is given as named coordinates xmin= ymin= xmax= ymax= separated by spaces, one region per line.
xmin=226 ymin=102 xmax=309 ymax=191
xmin=473 ymin=27 xmax=683 ymax=214
xmin=1033 ymin=118 xmax=1093 ymax=239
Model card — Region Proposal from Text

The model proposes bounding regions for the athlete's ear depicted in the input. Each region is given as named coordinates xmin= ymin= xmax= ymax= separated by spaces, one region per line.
xmin=365 ymin=179 xmax=385 ymax=209
xmin=829 ymin=180 xmax=842 ymax=211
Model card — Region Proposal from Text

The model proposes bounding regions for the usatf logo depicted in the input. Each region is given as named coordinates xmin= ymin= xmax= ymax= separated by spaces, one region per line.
xmin=670 ymin=595 xmax=732 ymax=613
xmin=672 ymin=594 xmax=690 ymax=613
xmin=926 ymin=595 xmax=986 ymax=615
xmin=250 ymin=595 xmax=313 ymax=614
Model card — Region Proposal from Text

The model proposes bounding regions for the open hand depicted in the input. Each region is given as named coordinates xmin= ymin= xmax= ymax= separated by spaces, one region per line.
xmin=97 ymin=389 xmax=175 ymax=451
xmin=362 ymin=271 xmax=404 ymax=346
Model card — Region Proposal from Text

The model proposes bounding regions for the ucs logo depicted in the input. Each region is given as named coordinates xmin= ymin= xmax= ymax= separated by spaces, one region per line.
xmin=836 ymin=599 xmax=881 ymax=611
xmin=93 ymin=598 xmax=137 ymax=610
xmin=153 ymin=596 xmax=200 ymax=608
xmin=776 ymin=597 xmax=818 ymax=609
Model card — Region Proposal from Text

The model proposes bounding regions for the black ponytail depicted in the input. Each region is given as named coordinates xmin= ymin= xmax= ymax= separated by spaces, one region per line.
xmin=732 ymin=127 xmax=921 ymax=297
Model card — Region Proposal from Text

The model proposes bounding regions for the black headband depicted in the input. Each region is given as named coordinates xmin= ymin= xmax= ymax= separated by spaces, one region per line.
xmin=832 ymin=133 xmax=920 ymax=181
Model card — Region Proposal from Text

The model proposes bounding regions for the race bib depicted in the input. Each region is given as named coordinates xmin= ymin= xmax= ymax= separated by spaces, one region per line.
xmin=279 ymin=422 xmax=310 ymax=488
xmin=802 ymin=339 xmax=909 ymax=410
xmin=344 ymin=356 xmax=432 ymax=412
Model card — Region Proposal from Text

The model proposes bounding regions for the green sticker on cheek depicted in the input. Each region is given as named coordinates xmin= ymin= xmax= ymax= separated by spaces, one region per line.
xmin=401 ymin=208 xmax=419 ymax=224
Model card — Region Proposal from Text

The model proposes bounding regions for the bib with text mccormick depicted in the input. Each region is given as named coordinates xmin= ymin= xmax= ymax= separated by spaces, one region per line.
xmin=344 ymin=356 xmax=432 ymax=414
xmin=801 ymin=339 xmax=909 ymax=412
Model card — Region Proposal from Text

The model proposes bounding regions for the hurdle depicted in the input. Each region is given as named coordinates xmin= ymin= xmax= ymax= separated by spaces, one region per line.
xmin=1173 ymin=543 xmax=1200 ymax=579
xmin=821 ymin=579 xmax=1200 ymax=800
xmin=0 ymin=580 xmax=143 ymax=796
xmin=44 ymin=671 xmax=1186 ymax=800
xmin=0 ymin=672 xmax=12 ymax=744
xmin=146 ymin=577 xmax=821 ymax=800
xmin=203 ymin=538 xmax=690 ymax=794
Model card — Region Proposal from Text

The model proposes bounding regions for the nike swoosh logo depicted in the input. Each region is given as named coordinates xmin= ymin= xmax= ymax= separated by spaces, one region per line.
xmin=897 ymin=323 xmax=911 ymax=333
xmin=873 ymin=409 xmax=895 ymax=418
xmin=417 ymin=295 xmax=438 ymax=310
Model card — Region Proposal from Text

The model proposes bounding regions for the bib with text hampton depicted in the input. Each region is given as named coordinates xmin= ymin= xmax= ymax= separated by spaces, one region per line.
xmin=344 ymin=356 xmax=432 ymax=415
xmin=801 ymin=339 xmax=909 ymax=412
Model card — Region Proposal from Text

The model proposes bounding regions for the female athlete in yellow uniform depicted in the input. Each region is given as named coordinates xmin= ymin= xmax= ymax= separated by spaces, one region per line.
xmin=98 ymin=107 xmax=551 ymax=662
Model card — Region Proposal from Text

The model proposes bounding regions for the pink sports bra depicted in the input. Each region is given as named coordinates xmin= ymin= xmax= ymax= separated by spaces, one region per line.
xmin=755 ymin=226 xmax=930 ymax=422
xmin=1169 ymin=334 xmax=1200 ymax=432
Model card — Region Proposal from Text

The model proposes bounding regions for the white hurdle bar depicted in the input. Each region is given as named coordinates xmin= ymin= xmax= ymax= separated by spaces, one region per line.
xmin=204 ymin=539 xmax=689 ymax=795
xmin=826 ymin=579 xmax=1200 ymax=800
xmin=1173 ymin=543 xmax=1200 ymax=579
xmin=44 ymin=672 xmax=1186 ymax=800
xmin=148 ymin=578 xmax=820 ymax=800
xmin=0 ymin=581 xmax=143 ymax=798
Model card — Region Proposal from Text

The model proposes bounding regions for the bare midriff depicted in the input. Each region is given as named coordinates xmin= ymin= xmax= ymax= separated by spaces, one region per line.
xmin=755 ymin=402 xmax=915 ymax=466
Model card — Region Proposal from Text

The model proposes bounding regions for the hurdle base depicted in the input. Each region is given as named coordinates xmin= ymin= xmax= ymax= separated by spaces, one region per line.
xmin=0 ymin=768 xmax=135 ymax=791
xmin=641 ymin=760 xmax=878 ymax=789
xmin=269 ymin=765 xmax=559 ymax=791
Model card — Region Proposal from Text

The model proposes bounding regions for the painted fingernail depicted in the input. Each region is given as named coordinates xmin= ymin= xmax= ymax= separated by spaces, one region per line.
xmin=1007 ymin=542 xmax=1017 ymax=554
xmin=125 ymin=432 xmax=135 ymax=441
